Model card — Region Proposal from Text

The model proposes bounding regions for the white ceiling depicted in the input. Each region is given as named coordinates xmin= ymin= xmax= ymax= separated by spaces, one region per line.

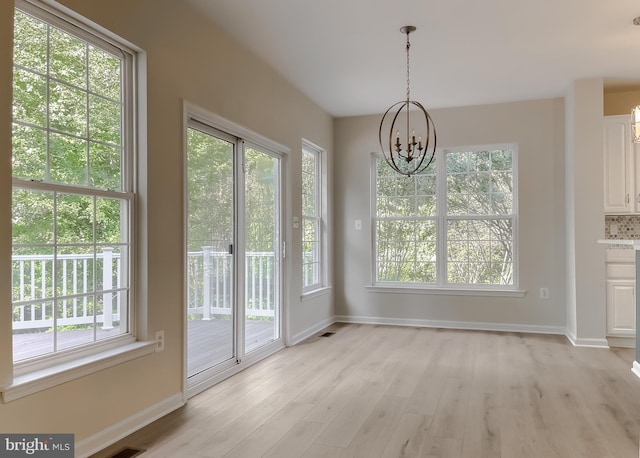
xmin=186 ymin=0 xmax=640 ymax=117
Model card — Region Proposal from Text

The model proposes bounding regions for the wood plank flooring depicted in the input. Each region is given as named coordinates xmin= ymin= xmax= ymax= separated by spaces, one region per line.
xmin=92 ymin=323 xmax=640 ymax=458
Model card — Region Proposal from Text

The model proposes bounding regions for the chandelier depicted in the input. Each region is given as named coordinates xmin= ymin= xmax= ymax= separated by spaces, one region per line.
xmin=379 ymin=26 xmax=436 ymax=177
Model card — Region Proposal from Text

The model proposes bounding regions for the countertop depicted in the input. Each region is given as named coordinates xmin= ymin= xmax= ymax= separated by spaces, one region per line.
xmin=597 ymin=239 xmax=640 ymax=249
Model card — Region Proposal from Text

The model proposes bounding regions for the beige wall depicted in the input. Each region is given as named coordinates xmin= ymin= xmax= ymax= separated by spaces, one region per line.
xmin=604 ymin=89 xmax=640 ymax=116
xmin=334 ymin=99 xmax=568 ymax=329
xmin=0 ymin=0 xmax=333 ymax=452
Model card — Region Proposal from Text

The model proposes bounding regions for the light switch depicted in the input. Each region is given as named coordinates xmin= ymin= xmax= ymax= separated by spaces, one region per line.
xmin=355 ymin=220 xmax=362 ymax=231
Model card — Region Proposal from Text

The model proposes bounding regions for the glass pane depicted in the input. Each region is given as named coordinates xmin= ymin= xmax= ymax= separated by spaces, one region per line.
xmin=89 ymin=94 xmax=121 ymax=145
xmin=55 ymin=193 xmax=94 ymax=244
xmin=186 ymin=127 xmax=235 ymax=377
xmin=12 ymin=124 xmax=47 ymax=180
xmin=96 ymin=246 xmax=128 ymax=337
xmin=13 ymin=10 xmax=47 ymax=73
xmin=446 ymin=151 xmax=468 ymax=173
xmin=245 ymin=146 xmax=279 ymax=353
xmin=49 ymin=26 xmax=87 ymax=88
xmin=50 ymin=81 xmax=87 ymax=136
xmin=492 ymin=150 xmax=512 ymax=170
xmin=97 ymin=289 xmax=129 ymax=340
xmin=492 ymin=172 xmax=513 ymax=193
xmin=12 ymin=189 xmax=54 ymax=245
xmin=89 ymin=45 xmax=121 ymax=101
xmin=56 ymin=297 xmax=95 ymax=352
xmin=90 ymin=142 xmax=121 ymax=190
xmin=13 ymin=68 xmax=47 ymax=127
xmin=375 ymin=219 xmax=436 ymax=283
xmin=446 ymin=218 xmax=513 ymax=286
xmin=12 ymin=245 xmax=54 ymax=304
xmin=96 ymin=197 xmax=124 ymax=244
xmin=50 ymin=132 xmax=88 ymax=185
xmin=302 ymin=218 xmax=319 ymax=287
xmin=446 ymin=149 xmax=513 ymax=218
xmin=473 ymin=150 xmax=491 ymax=171
xmin=302 ymin=149 xmax=317 ymax=216
xmin=13 ymin=301 xmax=54 ymax=362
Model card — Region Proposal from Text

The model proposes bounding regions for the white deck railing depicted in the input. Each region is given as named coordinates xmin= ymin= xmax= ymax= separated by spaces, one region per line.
xmin=186 ymin=249 xmax=276 ymax=319
xmin=12 ymin=248 xmax=276 ymax=331
xmin=12 ymin=249 xmax=122 ymax=330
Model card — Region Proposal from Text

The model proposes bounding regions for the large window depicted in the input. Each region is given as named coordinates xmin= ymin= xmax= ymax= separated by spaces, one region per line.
xmin=373 ymin=144 xmax=517 ymax=289
xmin=301 ymin=141 xmax=325 ymax=292
xmin=11 ymin=2 xmax=135 ymax=363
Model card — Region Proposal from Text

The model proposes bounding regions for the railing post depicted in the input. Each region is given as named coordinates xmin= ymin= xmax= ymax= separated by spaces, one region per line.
xmin=102 ymin=247 xmax=114 ymax=330
xmin=202 ymin=247 xmax=212 ymax=320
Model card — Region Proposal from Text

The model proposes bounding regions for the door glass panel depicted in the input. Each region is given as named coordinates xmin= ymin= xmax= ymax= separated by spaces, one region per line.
xmin=186 ymin=127 xmax=234 ymax=377
xmin=244 ymin=146 xmax=280 ymax=353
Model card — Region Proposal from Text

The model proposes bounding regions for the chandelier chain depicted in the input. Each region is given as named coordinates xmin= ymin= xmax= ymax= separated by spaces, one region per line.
xmin=406 ymin=32 xmax=411 ymax=102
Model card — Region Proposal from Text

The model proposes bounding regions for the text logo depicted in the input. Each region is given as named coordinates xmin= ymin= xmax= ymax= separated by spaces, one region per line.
xmin=0 ymin=434 xmax=73 ymax=457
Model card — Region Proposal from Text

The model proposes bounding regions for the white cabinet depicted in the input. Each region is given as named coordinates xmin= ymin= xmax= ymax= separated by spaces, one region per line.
xmin=603 ymin=115 xmax=640 ymax=213
xmin=605 ymin=249 xmax=636 ymax=345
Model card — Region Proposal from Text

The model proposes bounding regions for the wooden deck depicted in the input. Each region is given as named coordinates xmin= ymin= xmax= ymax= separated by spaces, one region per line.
xmin=13 ymin=318 xmax=276 ymax=374
xmin=187 ymin=318 xmax=276 ymax=376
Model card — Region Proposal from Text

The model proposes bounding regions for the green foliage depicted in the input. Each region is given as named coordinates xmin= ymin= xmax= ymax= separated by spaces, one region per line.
xmin=186 ymin=127 xmax=233 ymax=252
xmin=12 ymin=9 xmax=125 ymax=248
xmin=245 ymin=147 xmax=277 ymax=253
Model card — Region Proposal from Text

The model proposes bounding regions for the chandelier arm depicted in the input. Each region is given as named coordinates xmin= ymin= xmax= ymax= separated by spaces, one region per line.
xmin=407 ymin=102 xmax=437 ymax=175
xmin=379 ymin=102 xmax=406 ymax=174
xmin=389 ymin=101 xmax=411 ymax=160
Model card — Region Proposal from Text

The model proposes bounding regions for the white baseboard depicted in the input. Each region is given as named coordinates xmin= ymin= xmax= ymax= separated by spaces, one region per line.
xmin=289 ymin=317 xmax=335 ymax=346
xmin=334 ymin=315 xmax=566 ymax=336
xmin=76 ymin=392 xmax=185 ymax=458
xmin=565 ymin=331 xmax=610 ymax=348
xmin=607 ymin=336 xmax=636 ymax=348
xmin=632 ymin=361 xmax=640 ymax=380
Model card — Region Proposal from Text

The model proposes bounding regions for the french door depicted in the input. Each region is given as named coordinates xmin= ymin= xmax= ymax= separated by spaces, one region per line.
xmin=185 ymin=117 xmax=283 ymax=395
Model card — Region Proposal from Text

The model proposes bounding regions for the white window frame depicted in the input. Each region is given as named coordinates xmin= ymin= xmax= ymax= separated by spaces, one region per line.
xmin=2 ymin=0 xmax=152 ymax=403
xmin=301 ymin=140 xmax=327 ymax=294
xmin=371 ymin=143 xmax=522 ymax=296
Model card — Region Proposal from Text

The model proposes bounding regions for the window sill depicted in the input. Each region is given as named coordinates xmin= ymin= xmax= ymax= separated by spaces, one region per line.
xmin=366 ymin=285 xmax=526 ymax=298
xmin=301 ymin=286 xmax=333 ymax=302
xmin=1 ymin=340 xmax=156 ymax=402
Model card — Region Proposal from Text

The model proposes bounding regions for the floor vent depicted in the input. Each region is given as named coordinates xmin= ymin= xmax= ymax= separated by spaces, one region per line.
xmin=319 ymin=332 xmax=335 ymax=337
xmin=110 ymin=448 xmax=146 ymax=458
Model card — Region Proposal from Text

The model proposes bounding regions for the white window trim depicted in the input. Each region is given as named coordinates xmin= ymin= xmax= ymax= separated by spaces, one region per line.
xmin=2 ymin=0 xmax=150 ymax=401
xmin=371 ymin=143 xmax=519 ymax=292
xmin=301 ymin=139 xmax=328 ymax=295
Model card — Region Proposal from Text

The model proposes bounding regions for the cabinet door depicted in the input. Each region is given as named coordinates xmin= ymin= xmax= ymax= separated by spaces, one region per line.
xmin=604 ymin=116 xmax=632 ymax=213
xmin=606 ymin=279 xmax=636 ymax=336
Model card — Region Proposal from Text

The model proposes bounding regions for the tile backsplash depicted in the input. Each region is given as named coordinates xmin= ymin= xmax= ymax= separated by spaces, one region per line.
xmin=605 ymin=215 xmax=640 ymax=239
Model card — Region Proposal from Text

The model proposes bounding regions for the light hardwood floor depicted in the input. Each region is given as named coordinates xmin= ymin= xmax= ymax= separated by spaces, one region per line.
xmin=92 ymin=323 xmax=640 ymax=458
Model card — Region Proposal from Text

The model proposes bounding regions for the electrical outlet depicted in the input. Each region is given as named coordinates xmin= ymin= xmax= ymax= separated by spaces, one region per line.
xmin=540 ymin=288 xmax=549 ymax=300
xmin=155 ymin=330 xmax=165 ymax=352
xmin=610 ymin=223 xmax=619 ymax=235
